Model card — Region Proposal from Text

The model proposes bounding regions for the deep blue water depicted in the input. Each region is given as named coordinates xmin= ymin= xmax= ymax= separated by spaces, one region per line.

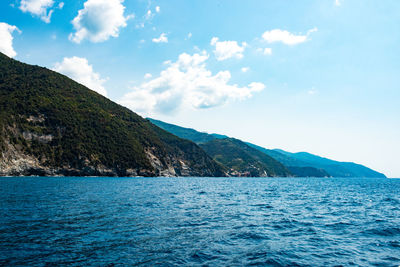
xmin=0 ymin=177 xmax=399 ymax=266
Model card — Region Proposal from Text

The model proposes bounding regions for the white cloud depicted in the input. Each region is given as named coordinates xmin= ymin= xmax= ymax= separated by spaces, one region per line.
xmin=210 ymin=37 xmax=247 ymax=61
xmin=241 ymin=67 xmax=249 ymax=73
xmin=262 ymin=28 xmax=318 ymax=45
xmin=335 ymin=0 xmax=341 ymax=6
xmin=135 ymin=5 xmax=159 ymax=28
xmin=69 ymin=0 xmax=130 ymax=43
xmin=19 ymin=0 xmax=61 ymax=23
xmin=263 ymin=48 xmax=272 ymax=55
xmin=308 ymin=87 xmax=318 ymax=95
xmin=145 ymin=10 xmax=153 ymax=20
xmin=144 ymin=73 xmax=152 ymax=79
xmin=53 ymin=57 xmax=108 ymax=96
xmin=119 ymin=51 xmax=265 ymax=116
xmin=0 ymin=23 xmax=20 ymax=58
xmin=152 ymin=33 xmax=168 ymax=43
xmin=187 ymin=32 xmax=192 ymax=39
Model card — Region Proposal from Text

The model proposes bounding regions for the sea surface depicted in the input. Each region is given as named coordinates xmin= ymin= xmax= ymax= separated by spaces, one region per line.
xmin=0 ymin=177 xmax=399 ymax=266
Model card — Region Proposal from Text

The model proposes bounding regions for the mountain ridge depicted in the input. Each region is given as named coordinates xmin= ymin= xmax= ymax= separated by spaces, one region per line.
xmin=149 ymin=118 xmax=386 ymax=178
xmin=199 ymin=138 xmax=292 ymax=177
xmin=0 ymin=52 xmax=225 ymax=177
xmin=0 ymin=52 xmax=386 ymax=178
xmin=269 ymin=149 xmax=386 ymax=178
xmin=148 ymin=118 xmax=228 ymax=144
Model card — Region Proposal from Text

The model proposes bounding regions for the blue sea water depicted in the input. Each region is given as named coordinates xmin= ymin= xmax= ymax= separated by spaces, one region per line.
xmin=0 ymin=177 xmax=399 ymax=266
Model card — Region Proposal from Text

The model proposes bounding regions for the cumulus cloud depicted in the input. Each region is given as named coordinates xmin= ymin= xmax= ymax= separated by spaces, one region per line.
xmin=152 ymin=33 xmax=168 ymax=43
xmin=19 ymin=0 xmax=63 ymax=23
xmin=53 ymin=57 xmax=108 ymax=96
xmin=144 ymin=73 xmax=152 ymax=79
xmin=262 ymin=28 xmax=318 ymax=45
xmin=155 ymin=6 xmax=160 ymax=13
xmin=69 ymin=0 xmax=130 ymax=43
xmin=0 ymin=23 xmax=20 ymax=58
xmin=119 ymin=52 xmax=265 ymax=116
xmin=241 ymin=67 xmax=249 ymax=73
xmin=210 ymin=37 xmax=247 ymax=61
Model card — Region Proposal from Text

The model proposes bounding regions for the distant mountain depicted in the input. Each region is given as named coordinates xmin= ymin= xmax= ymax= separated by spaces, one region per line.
xmin=150 ymin=118 xmax=386 ymax=178
xmin=270 ymin=149 xmax=386 ymax=178
xmin=148 ymin=118 xmax=227 ymax=144
xmin=199 ymin=138 xmax=292 ymax=177
xmin=0 ymin=52 xmax=225 ymax=177
xmin=149 ymin=119 xmax=292 ymax=177
xmin=287 ymin=166 xmax=330 ymax=178
xmin=245 ymin=143 xmax=331 ymax=177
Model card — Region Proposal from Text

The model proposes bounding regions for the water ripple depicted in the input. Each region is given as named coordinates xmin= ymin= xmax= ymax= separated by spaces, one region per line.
xmin=0 ymin=177 xmax=399 ymax=266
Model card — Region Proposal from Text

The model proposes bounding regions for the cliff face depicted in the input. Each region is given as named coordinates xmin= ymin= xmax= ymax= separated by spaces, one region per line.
xmin=0 ymin=52 xmax=225 ymax=177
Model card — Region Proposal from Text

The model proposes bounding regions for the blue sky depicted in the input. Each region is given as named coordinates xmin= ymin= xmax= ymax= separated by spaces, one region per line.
xmin=1 ymin=0 xmax=399 ymax=177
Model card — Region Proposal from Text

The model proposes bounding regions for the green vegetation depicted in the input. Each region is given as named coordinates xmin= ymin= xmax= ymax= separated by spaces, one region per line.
xmin=0 ymin=52 xmax=224 ymax=177
xmin=287 ymin=166 xmax=330 ymax=177
xmin=150 ymin=117 xmax=386 ymax=178
xmin=270 ymin=149 xmax=386 ymax=178
xmin=148 ymin=118 xmax=227 ymax=144
xmin=248 ymin=143 xmax=385 ymax=178
xmin=200 ymin=138 xmax=292 ymax=177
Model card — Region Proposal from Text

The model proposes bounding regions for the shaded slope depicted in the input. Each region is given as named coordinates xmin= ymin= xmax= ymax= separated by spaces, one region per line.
xmin=0 ymin=52 xmax=224 ymax=177
xmin=287 ymin=166 xmax=330 ymax=178
xmin=200 ymin=138 xmax=291 ymax=177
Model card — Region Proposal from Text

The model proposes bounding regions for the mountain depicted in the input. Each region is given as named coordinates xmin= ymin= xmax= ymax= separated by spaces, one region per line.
xmin=148 ymin=118 xmax=227 ymax=144
xmin=149 ymin=118 xmax=386 ymax=178
xmin=0 ymin=52 xmax=225 ymax=177
xmin=199 ymin=138 xmax=292 ymax=177
xmin=270 ymin=149 xmax=386 ymax=178
xmin=287 ymin=166 xmax=330 ymax=177
xmin=248 ymin=143 xmax=385 ymax=177
xmin=245 ymin=143 xmax=330 ymax=177
xmin=148 ymin=119 xmax=292 ymax=177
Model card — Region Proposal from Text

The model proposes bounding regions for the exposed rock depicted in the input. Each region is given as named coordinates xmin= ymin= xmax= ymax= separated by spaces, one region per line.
xmin=26 ymin=114 xmax=45 ymax=123
xmin=0 ymin=141 xmax=41 ymax=176
xmin=22 ymin=132 xmax=53 ymax=143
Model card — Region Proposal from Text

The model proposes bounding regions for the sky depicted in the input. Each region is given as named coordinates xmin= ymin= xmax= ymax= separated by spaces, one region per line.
xmin=0 ymin=0 xmax=399 ymax=177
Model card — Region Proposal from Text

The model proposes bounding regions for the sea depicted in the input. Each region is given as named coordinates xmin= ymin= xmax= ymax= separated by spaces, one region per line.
xmin=0 ymin=177 xmax=399 ymax=266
